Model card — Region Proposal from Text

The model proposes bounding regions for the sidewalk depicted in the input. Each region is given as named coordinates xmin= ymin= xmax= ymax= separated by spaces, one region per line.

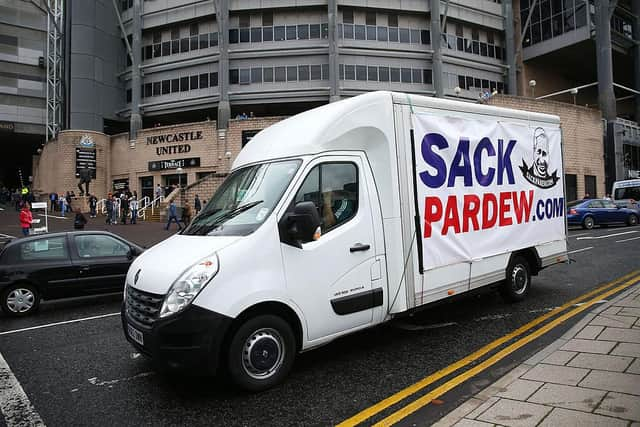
xmin=435 ymin=283 xmax=640 ymax=427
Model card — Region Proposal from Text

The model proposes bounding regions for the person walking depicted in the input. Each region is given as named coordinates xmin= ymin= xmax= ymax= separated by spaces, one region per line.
xmin=105 ymin=194 xmax=113 ymax=225
xmin=88 ymin=194 xmax=97 ymax=218
xmin=19 ymin=203 xmax=33 ymax=236
xmin=60 ymin=196 xmax=68 ymax=217
xmin=111 ymin=194 xmax=118 ymax=225
xmin=49 ymin=192 xmax=57 ymax=211
xmin=165 ymin=200 xmax=182 ymax=231
xmin=74 ymin=211 xmax=88 ymax=230
xmin=181 ymin=201 xmax=192 ymax=227
xmin=130 ymin=196 xmax=139 ymax=224
xmin=120 ymin=195 xmax=130 ymax=225
xmin=194 ymin=194 xmax=201 ymax=215
xmin=155 ymin=184 xmax=162 ymax=206
xmin=66 ymin=191 xmax=74 ymax=213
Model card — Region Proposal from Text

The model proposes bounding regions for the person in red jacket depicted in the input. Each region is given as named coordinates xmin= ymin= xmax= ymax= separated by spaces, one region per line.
xmin=19 ymin=203 xmax=33 ymax=236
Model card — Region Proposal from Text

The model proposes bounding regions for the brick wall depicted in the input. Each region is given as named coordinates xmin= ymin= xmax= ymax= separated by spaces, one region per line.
xmin=488 ymin=95 xmax=605 ymax=198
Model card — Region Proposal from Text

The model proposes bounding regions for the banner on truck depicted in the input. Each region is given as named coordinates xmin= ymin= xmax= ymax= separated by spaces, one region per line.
xmin=412 ymin=114 xmax=565 ymax=270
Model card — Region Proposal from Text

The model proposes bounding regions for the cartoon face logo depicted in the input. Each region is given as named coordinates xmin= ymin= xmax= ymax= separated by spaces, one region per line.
xmin=533 ymin=128 xmax=549 ymax=178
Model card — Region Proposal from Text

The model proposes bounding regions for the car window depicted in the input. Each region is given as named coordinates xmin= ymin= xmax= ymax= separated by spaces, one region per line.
xmin=19 ymin=237 xmax=68 ymax=261
xmin=74 ymin=235 xmax=130 ymax=258
xmin=293 ymin=162 xmax=358 ymax=233
xmin=588 ymin=200 xmax=604 ymax=208
xmin=602 ymin=200 xmax=617 ymax=208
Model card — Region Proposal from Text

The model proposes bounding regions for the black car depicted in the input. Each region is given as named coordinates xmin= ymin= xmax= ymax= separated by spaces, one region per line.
xmin=0 ymin=231 xmax=144 ymax=316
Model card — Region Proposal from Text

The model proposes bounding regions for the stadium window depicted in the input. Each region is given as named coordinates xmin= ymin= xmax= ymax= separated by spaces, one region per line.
xmin=190 ymin=75 xmax=199 ymax=89
xmin=229 ymin=69 xmax=239 ymax=84
xmin=250 ymin=27 xmax=262 ymax=42
xmin=199 ymin=34 xmax=208 ymax=49
xmin=200 ymin=73 xmax=209 ymax=88
xmin=390 ymin=67 xmax=400 ymax=82
xmin=161 ymin=80 xmax=170 ymax=94
xmin=263 ymin=27 xmax=273 ymax=41
xmin=152 ymin=81 xmax=160 ymax=96
xmin=171 ymin=78 xmax=179 ymax=93
xmin=458 ymin=75 xmax=466 ymax=89
xmin=366 ymin=11 xmax=376 ymax=26
xmin=274 ymin=66 xmax=286 ymax=82
xmin=388 ymin=13 xmax=398 ymax=27
xmin=421 ymin=29 xmax=430 ymax=44
xmin=356 ymin=65 xmax=366 ymax=81
xmin=339 ymin=64 xmax=344 ymax=80
xmin=190 ymin=36 xmax=198 ymax=50
xmin=389 ymin=27 xmax=399 ymax=42
xmin=239 ymin=69 xmax=250 ymax=85
xmin=355 ymin=25 xmax=365 ymax=40
xmin=399 ymin=28 xmax=410 ymax=43
xmin=229 ymin=29 xmax=239 ymax=44
xmin=210 ymin=72 xmax=218 ymax=86
xmin=286 ymin=66 xmax=297 ymax=81
xmin=379 ymin=66 xmax=389 ymax=82
xmin=310 ymin=64 xmax=321 ymax=80
xmin=377 ymin=26 xmax=388 ymax=41
xmin=423 ymin=69 xmax=433 ymax=84
xmin=309 ymin=24 xmax=321 ymax=39
xmin=180 ymin=37 xmax=189 ymax=52
xmin=153 ymin=44 xmax=161 ymax=58
xmin=171 ymin=40 xmax=179 ymax=54
xmin=322 ymin=63 xmax=329 ymax=80
xmin=410 ymin=29 xmax=420 ymax=43
xmin=344 ymin=65 xmax=355 ymax=80
xmin=401 ymin=68 xmax=411 ymax=83
xmin=126 ymin=89 xmax=131 ymax=103
xmin=210 ymin=32 xmax=218 ymax=47
xmin=343 ymin=24 xmax=354 ymax=39
xmin=367 ymin=26 xmax=376 ymax=40
xmin=262 ymin=11 xmax=273 ymax=26
xmin=144 ymin=83 xmax=152 ymax=97
xmin=263 ymin=67 xmax=273 ymax=82
xmin=367 ymin=66 xmax=378 ymax=81
xmin=190 ymin=23 xmax=199 ymax=36
xmin=239 ymin=28 xmax=250 ymax=43
xmin=251 ymin=68 xmax=262 ymax=83
xmin=286 ymin=25 xmax=297 ymax=40
xmin=239 ymin=15 xmax=250 ymax=28
xmin=299 ymin=65 xmax=310 ymax=80
xmin=180 ymin=76 xmax=189 ymax=91
xmin=412 ymin=68 xmax=421 ymax=83
xmin=171 ymin=28 xmax=180 ymax=40
xmin=343 ymin=9 xmax=354 ymax=24
xmin=274 ymin=26 xmax=285 ymax=41
xmin=153 ymin=32 xmax=161 ymax=43
xmin=161 ymin=41 xmax=170 ymax=56
xmin=321 ymin=23 xmax=328 ymax=39
xmin=298 ymin=24 xmax=309 ymax=40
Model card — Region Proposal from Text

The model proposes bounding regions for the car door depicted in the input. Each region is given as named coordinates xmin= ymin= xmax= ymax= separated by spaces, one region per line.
xmin=602 ymin=200 xmax=626 ymax=223
xmin=15 ymin=235 xmax=78 ymax=299
xmin=588 ymin=200 xmax=606 ymax=223
xmin=70 ymin=234 xmax=132 ymax=294
xmin=280 ymin=156 xmax=380 ymax=342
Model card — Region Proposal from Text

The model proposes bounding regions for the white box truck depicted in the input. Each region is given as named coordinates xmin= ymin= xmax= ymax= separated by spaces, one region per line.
xmin=122 ymin=91 xmax=568 ymax=391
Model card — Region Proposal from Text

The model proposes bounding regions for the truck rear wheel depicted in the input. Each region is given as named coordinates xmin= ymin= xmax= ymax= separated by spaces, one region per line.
xmin=227 ymin=314 xmax=296 ymax=392
xmin=500 ymin=256 xmax=531 ymax=303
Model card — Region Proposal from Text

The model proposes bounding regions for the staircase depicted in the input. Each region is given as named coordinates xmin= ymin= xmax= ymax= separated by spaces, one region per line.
xmin=146 ymin=209 xmax=162 ymax=222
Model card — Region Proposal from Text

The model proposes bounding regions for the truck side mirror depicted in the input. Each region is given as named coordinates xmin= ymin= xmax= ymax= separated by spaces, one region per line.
xmin=279 ymin=201 xmax=321 ymax=248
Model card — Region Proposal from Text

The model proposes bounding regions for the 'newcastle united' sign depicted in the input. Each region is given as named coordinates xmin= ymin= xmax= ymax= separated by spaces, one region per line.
xmin=148 ymin=157 xmax=200 ymax=171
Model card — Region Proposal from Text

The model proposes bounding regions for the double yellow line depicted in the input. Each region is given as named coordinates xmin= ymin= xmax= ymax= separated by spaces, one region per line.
xmin=337 ymin=270 xmax=640 ymax=427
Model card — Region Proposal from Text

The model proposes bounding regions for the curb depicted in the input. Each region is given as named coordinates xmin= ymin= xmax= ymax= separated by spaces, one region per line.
xmin=433 ymin=281 xmax=640 ymax=427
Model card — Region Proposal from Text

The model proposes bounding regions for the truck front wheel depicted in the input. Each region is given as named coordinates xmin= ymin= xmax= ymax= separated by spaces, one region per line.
xmin=227 ymin=314 xmax=296 ymax=392
xmin=500 ymin=256 xmax=531 ymax=303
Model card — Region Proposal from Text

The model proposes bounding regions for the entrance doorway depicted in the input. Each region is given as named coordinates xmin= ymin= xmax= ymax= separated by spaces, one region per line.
xmin=162 ymin=173 xmax=187 ymax=196
xmin=140 ymin=176 xmax=154 ymax=201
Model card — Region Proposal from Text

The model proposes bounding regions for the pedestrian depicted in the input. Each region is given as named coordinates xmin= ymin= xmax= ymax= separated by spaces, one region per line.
xmin=111 ymin=194 xmax=119 ymax=225
xmin=19 ymin=202 xmax=32 ymax=237
xmin=49 ymin=191 xmax=57 ymax=211
xmin=603 ymin=193 xmax=612 ymax=200
xmin=74 ymin=211 xmax=88 ymax=230
xmin=155 ymin=184 xmax=162 ymax=206
xmin=165 ymin=200 xmax=182 ymax=231
xmin=194 ymin=194 xmax=201 ymax=215
xmin=121 ymin=195 xmax=129 ymax=225
xmin=105 ymin=194 xmax=113 ymax=224
xmin=61 ymin=196 xmax=68 ymax=217
xmin=584 ymin=192 xmax=591 ymax=199
xmin=88 ymin=194 xmax=97 ymax=218
xmin=181 ymin=201 xmax=192 ymax=227
xmin=66 ymin=191 xmax=74 ymax=213
xmin=130 ymin=196 xmax=138 ymax=224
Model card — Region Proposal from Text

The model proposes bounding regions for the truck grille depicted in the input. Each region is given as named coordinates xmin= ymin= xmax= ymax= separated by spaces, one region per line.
xmin=126 ymin=286 xmax=163 ymax=327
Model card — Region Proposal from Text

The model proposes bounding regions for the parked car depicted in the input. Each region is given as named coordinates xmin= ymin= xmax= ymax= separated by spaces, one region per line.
xmin=0 ymin=231 xmax=144 ymax=316
xmin=567 ymin=199 xmax=639 ymax=229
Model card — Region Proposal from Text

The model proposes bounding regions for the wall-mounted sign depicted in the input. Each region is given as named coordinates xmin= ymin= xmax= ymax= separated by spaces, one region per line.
xmin=148 ymin=157 xmax=200 ymax=171
xmin=0 ymin=121 xmax=15 ymax=132
xmin=79 ymin=134 xmax=95 ymax=148
xmin=146 ymin=130 xmax=203 ymax=156
xmin=112 ymin=178 xmax=129 ymax=191
xmin=242 ymin=130 xmax=260 ymax=147
xmin=75 ymin=147 xmax=97 ymax=178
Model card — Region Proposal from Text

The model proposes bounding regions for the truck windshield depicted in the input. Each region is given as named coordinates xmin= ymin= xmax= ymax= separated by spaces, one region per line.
xmin=183 ymin=159 xmax=301 ymax=236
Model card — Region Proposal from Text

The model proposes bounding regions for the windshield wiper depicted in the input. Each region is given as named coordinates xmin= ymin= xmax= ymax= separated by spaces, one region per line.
xmin=210 ymin=200 xmax=264 ymax=227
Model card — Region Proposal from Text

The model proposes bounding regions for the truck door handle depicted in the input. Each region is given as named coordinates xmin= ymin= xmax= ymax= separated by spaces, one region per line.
xmin=350 ymin=243 xmax=370 ymax=253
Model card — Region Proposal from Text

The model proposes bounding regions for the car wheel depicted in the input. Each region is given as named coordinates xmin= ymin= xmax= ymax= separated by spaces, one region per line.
xmin=227 ymin=315 xmax=296 ymax=392
xmin=1 ymin=283 xmax=40 ymax=317
xmin=500 ymin=256 xmax=531 ymax=303
xmin=628 ymin=214 xmax=639 ymax=226
xmin=582 ymin=216 xmax=595 ymax=230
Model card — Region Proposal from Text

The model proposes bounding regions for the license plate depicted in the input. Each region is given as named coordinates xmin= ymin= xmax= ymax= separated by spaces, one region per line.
xmin=127 ymin=324 xmax=144 ymax=346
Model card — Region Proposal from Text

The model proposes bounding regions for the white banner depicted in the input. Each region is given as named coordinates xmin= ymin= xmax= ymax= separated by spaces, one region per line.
xmin=412 ymin=114 xmax=565 ymax=270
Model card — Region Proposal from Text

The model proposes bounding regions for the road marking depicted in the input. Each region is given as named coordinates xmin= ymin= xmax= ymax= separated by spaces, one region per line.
xmin=0 ymin=312 xmax=120 ymax=336
xmin=567 ymin=247 xmax=593 ymax=254
xmin=616 ymin=236 xmax=640 ymax=243
xmin=337 ymin=270 xmax=640 ymax=427
xmin=0 ymin=352 xmax=45 ymax=426
xmin=87 ymin=372 xmax=154 ymax=387
xmin=0 ymin=233 xmax=16 ymax=239
xmin=372 ymin=274 xmax=640 ymax=427
xmin=570 ymin=233 xmax=590 ymax=238
xmin=577 ymin=230 xmax=638 ymax=240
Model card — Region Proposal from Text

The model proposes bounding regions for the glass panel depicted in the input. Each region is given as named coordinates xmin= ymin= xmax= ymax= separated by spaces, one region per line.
xmin=379 ymin=67 xmax=389 ymax=82
xmin=310 ymin=24 xmax=321 ymax=38
xmin=344 ymin=65 xmax=355 ymax=80
xmin=480 ymin=42 xmax=488 ymax=56
xmin=299 ymin=65 xmax=310 ymax=80
xmin=399 ymin=28 xmax=410 ymax=43
xmin=388 ymin=27 xmax=399 ymax=42
xmin=190 ymin=35 xmax=198 ymax=50
xmin=355 ymin=25 xmax=365 ymax=40
xmin=368 ymin=66 xmax=378 ymax=81
xmin=210 ymin=32 xmax=218 ymax=47
xmin=180 ymin=76 xmax=189 ymax=91
xmin=162 ymin=80 xmax=170 ymax=94
xmin=251 ymin=27 xmax=262 ymax=42
xmin=356 ymin=65 xmax=366 ymax=81
xmin=171 ymin=40 xmax=180 ymax=54
xmin=321 ymin=23 xmax=328 ymax=39
xmin=401 ymin=68 xmax=411 ymax=83
xmin=274 ymin=26 xmax=286 ymax=41
xmin=286 ymin=25 xmax=297 ymax=40
xmin=287 ymin=66 xmax=297 ymax=81
xmin=344 ymin=23 xmax=354 ymax=39
xmin=263 ymin=67 xmax=273 ymax=82
xmin=180 ymin=37 xmax=189 ymax=52
xmin=153 ymin=81 xmax=160 ymax=95
xmin=410 ymin=29 xmax=420 ymax=43
xmin=229 ymin=69 xmax=239 ymax=84
xmin=239 ymin=69 xmax=250 ymax=84
xmin=161 ymin=41 xmax=170 ymax=56
xmin=199 ymin=34 xmax=208 ymax=49
xmin=339 ymin=64 xmax=344 ymax=79
xmin=366 ymin=25 xmax=376 ymax=40
xmin=171 ymin=78 xmax=179 ymax=93
xmin=421 ymin=30 xmax=430 ymax=44
xmin=310 ymin=64 xmax=321 ymax=80
xmin=390 ymin=67 xmax=400 ymax=82
xmin=274 ymin=66 xmax=286 ymax=82
xmin=190 ymin=75 xmax=199 ymax=89
xmin=210 ymin=72 xmax=218 ymax=86
xmin=19 ymin=237 xmax=67 ymax=261
xmin=251 ymin=68 xmax=261 ymax=83
xmin=298 ymin=24 xmax=309 ymax=39
xmin=377 ymin=26 xmax=388 ymax=41
xmin=75 ymin=235 xmax=129 ymax=258
xmin=263 ymin=27 xmax=273 ymax=41
xmin=412 ymin=68 xmax=421 ymax=83
xmin=321 ymin=63 xmax=329 ymax=80
xmin=239 ymin=28 xmax=250 ymax=43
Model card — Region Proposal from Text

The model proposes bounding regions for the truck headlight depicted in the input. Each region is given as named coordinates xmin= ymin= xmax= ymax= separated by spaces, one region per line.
xmin=160 ymin=254 xmax=219 ymax=318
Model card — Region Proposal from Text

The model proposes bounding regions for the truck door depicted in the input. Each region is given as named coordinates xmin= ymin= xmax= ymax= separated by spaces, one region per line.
xmin=280 ymin=156 xmax=380 ymax=341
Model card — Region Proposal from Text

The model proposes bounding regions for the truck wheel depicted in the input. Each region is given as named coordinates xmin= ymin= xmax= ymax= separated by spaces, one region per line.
xmin=500 ymin=256 xmax=531 ymax=303
xmin=1 ymin=283 xmax=40 ymax=317
xmin=227 ymin=315 xmax=296 ymax=392
xmin=582 ymin=216 xmax=594 ymax=230
xmin=627 ymin=214 xmax=638 ymax=226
